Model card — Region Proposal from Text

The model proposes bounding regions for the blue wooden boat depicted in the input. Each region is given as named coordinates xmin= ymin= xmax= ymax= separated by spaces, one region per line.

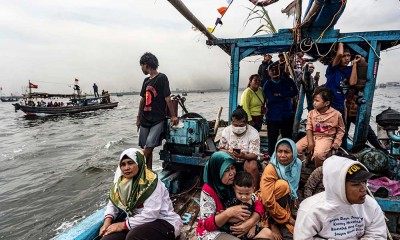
xmin=56 ymin=0 xmax=400 ymax=239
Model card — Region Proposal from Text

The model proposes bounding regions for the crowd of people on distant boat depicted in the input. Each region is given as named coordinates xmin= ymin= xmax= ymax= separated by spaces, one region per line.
xmin=95 ymin=51 xmax=388 ymax=240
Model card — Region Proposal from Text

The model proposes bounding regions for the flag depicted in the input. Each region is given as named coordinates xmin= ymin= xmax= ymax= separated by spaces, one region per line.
xmin=281 ymin=1 xmax=296 ymax=17
xmin=215 ymin=18 xmax=223 ymax=25
xmin=226 ymin=0 xmax=233 ymax=4
xmin=207 ymin=27 xmax=215 ymax=33
xmin=217 ymin=7 xmax=227 ymax=16
xmin=29 ymin=82 xmax=38 ymax=88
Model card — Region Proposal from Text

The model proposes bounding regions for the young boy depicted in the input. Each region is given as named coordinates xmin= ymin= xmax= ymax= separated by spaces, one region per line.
xmin=226 ymin=171 xmax=272 ymax=240
xmin=296 ymin=88 xmax=345 ymax=167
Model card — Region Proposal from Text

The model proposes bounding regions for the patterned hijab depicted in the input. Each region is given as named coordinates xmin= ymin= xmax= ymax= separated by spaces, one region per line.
xmin=270 ymin=138 xmax=302 ymax=199
xmin=109 ymin=148 xmax=158 ymax=216
xmin=203 ymin=151 xmax=235 ymax=205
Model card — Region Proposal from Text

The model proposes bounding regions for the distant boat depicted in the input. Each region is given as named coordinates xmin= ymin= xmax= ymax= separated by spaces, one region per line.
xmin=378 ymin=83 xmax=386 ymax=88
xmin=1 ymin=96 xmax=22 ymax=102
xmin=182 ymin=91 xmax=188 ymax=96
xmin=13 ymin=98 xmax=118 ymax=116
xmin=200 ymin=91 xmax=205 ymax=94
xmin=386 ymin=82 xmax=400 ymax=87
xmin=116 ymin=93 xmax=123 ymax=97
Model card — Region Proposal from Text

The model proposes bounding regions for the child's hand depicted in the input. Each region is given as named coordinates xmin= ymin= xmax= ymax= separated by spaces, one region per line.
xmin=307 ymin=142 xmax=315 ymax=154
xmin=247 ymin=225 xmax=256 ymax=239
xmin=332 ymin=143 xmax=340 ymax=150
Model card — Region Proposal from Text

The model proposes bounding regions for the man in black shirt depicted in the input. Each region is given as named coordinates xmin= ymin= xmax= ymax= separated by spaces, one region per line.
xmin=258 ymin=53 xmax=273 ymax=88
xmin=136 ymin=52 xmax=179 ymax=169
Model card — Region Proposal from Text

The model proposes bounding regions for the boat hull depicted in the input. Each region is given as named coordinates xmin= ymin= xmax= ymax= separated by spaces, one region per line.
xmin=13 ymin=102 xmax=118 ymax=115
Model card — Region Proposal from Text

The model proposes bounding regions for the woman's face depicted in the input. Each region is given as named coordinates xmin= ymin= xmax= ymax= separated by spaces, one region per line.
xmin=221 ymin=164 xmax=236 ymax=185
xmin=120 ymin=158 xmax=139 ymax=179
xmin=276 ymin=144 xmax=293 ymax=166
xmin=249 ymin=77 xmax=261 ymax=89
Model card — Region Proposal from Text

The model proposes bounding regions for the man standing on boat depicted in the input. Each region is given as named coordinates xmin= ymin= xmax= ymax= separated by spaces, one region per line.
xmin=93 ymin=83 xmax=99 ymax=98
xmin=136 ymin=52 xmax=178 ymax=169
xmin=324 ymin=42 xmax=361 ymax=150
xmin=258 ymin=53 xmax=273 ymax=88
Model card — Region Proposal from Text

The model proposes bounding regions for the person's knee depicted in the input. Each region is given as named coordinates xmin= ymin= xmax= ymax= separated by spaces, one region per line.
xmin=255 ymin=227 xmax=274 ymax=240
xmin=244 ymin=160 xmax=258 ymax=173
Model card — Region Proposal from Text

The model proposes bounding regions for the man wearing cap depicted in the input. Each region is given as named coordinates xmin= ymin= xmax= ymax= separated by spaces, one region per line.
xmin=258 ymin=53 xmax=273 ymax=88
xmin=294 ymin=156 xmax=387 ymax=239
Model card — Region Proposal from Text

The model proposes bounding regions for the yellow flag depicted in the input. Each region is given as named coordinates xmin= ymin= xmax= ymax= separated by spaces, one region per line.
xmin=207 ymin=27 xmax=214 ymax=33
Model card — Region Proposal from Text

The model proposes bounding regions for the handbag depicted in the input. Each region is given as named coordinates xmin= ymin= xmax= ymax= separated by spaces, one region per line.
xmin=253 ymin=90 xmax=267 ymax=114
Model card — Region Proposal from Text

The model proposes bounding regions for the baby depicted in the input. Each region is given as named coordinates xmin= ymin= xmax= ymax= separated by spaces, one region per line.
xmin=226 ymin=171 xmax=271 ymax=239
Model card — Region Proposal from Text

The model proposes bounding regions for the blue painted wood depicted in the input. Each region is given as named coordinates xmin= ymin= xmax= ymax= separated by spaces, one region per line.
xmin=294 ymin=85 xmax=306 ymax=135
xmin=55 ymin=207 xmax=105 ymax=240
xmin=161 ymin=153 xmax=209 ymax=166
xmin=228 ymin=46 xmax=240 ymax=122
xmin=347 ymin=43 xmax=368 ymax=58
xmin=353 ymin=41 xmax=381 ymax=146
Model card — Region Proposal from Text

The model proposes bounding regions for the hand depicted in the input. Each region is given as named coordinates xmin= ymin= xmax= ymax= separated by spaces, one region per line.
xmin=270 ymin=224 xmax=282 ymax=240
xmin=227 ymin=205 xmax=251 ymax=221
xmin=274 ymin=93 xmax=280 ymax=97
xmin=293 ymin=199 xmax=299 ymax=209
xmin=332 ymin=143 xmax=340 ymax=150
xmin=352 ymin=55 xmax=361 ymax=65
xmin=103 ymin=222 xmax=126 ymax=236
xmin=170 ymin=116 xmax=179 ymax=126
xmin=232 ymin=151 xmax=245 ymax=160
xmin=307 ymin=141 xmax=315 ymax=154
xmin=230 ymin=219 xmax=254 ymax=238
xmin=247 ymin=225 xmax=256 ymax=239
xmin=99 ymin=218 xmax=112 ymax=236
xmin=136 ymin=116 xmax=140 ymax=129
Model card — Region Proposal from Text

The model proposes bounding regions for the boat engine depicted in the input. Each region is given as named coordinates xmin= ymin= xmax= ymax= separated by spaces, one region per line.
xmin=376 ymin=107 xmax=400 ymax=156
xmin=161 ymin=112 xmax=211 ymax=159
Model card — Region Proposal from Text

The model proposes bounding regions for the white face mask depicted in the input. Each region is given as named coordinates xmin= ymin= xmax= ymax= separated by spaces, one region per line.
xmin=232 ymin=126 xmax=247 ymax=135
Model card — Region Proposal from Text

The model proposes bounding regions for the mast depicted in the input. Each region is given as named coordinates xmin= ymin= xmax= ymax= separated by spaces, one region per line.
xmin=28 ymin=80 xmax=32 ymax=98
xmin=166 ymin=0 xmax=230 ymax=54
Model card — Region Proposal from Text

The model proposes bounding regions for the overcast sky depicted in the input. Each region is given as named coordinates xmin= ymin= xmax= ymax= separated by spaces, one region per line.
xmin=0 ymin=0 xmax=399 ymax=95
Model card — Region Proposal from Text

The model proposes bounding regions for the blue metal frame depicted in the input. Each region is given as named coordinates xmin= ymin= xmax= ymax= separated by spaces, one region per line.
xmin=208 ymin=29 xmax=400 ymax=143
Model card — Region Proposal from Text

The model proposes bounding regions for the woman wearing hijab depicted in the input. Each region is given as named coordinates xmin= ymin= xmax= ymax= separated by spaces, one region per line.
xmin=240 ymin=74 xmax=265 ymax=132
xmin=99 ymin=148 xmax=182 ymax=240
xmin=196 ymin=152 xmax=273 ymax=240
xmin=257 ymin=138 xmax=302 ymax=240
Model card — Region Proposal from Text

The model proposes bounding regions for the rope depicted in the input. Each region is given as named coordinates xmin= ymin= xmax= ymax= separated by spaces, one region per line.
xmin=316 ymin=0 xmax=347 ymax=42
xmin=299 ymin=35 xmax=381 ymax=60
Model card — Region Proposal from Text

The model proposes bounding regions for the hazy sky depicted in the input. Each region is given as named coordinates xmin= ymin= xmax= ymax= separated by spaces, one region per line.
xmin=0 ymin=0 xmax=399 ymax=95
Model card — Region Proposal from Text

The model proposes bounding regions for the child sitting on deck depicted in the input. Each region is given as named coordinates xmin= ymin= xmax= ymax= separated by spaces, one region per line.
xmin=296 ymin=88 xmax=345 ymax=167
xmin=225 ymin=171 xmax=272 ymax=240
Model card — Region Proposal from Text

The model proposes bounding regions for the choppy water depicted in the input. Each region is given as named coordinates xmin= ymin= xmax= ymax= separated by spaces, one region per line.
xmin=0 ymin=89 xmax=398 ymax=239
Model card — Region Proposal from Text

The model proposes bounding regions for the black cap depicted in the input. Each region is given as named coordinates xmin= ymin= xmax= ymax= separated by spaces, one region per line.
xmin=346 ymin=164 xmax=374 ymax=182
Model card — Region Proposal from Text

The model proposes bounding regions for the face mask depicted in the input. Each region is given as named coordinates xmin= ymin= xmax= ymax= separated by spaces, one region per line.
xmin=232 ymin=126 xmax=247 ymax=135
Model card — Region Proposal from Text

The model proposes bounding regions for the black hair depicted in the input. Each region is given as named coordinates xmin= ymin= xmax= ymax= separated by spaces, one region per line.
xmin=247 ymin=74 xmax=261 ymax=88
xmin=231 ymin=106 xmax=248 ymax=122
xmin=313 ymin=87 xmax=334 ymax=105
xmin=234 ymin=171 xmax=253 ymax=188
xmin=267 ymin=61 xmax=280 ymax=77
xmin=139 ymin=52 xmax=159 ymax=70
xmin=121 ymin=154 xmax=131 ymax=161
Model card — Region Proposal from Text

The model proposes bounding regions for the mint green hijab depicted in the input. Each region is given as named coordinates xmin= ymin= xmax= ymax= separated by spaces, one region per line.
xmin=203 ymin=152 xmax=235 ymax=205
xmin=270 ymin=138 xmax=302 ymax=199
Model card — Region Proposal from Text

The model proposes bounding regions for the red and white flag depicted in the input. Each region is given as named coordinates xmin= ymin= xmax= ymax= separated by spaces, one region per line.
xmin=29 ymin=82 xmax=38 ymax=88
